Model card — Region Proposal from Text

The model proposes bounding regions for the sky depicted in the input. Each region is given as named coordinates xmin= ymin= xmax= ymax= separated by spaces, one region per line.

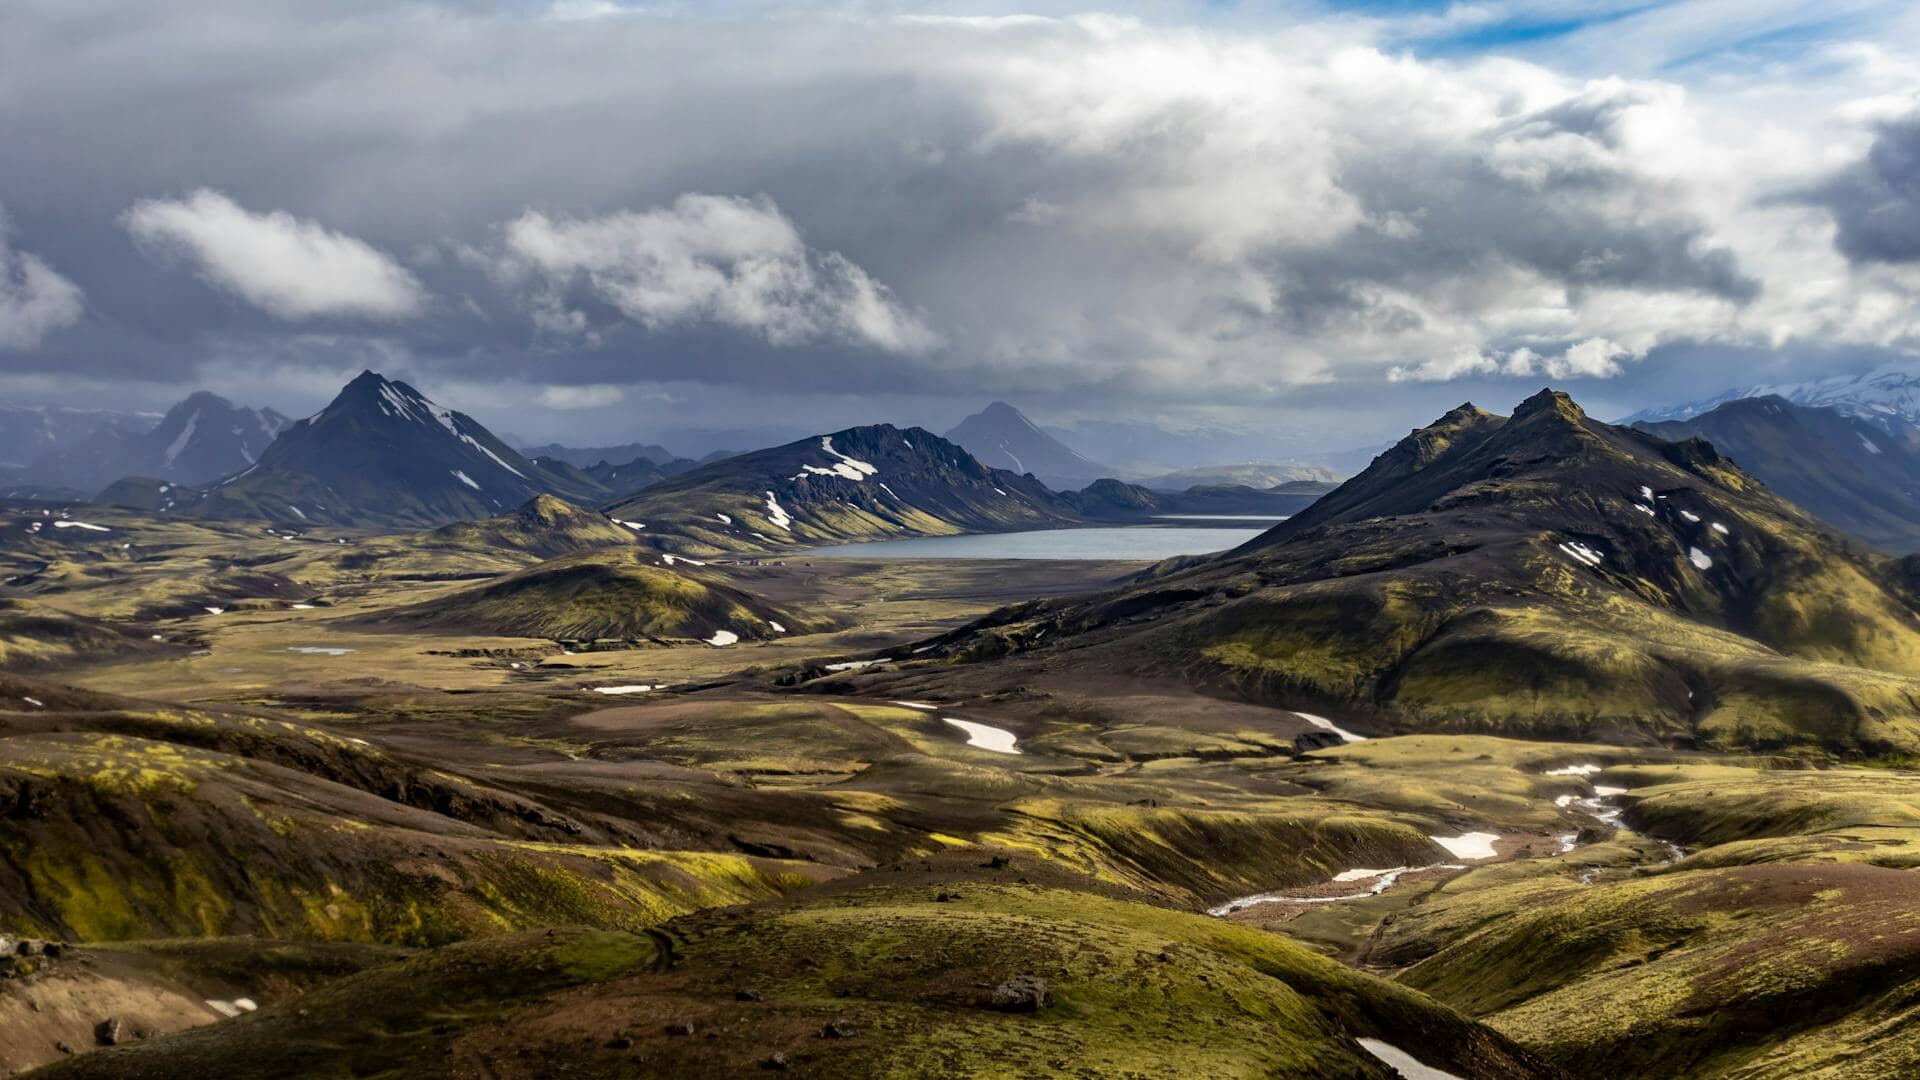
xmin=2 ymin=0 xmax=1919 ymax=459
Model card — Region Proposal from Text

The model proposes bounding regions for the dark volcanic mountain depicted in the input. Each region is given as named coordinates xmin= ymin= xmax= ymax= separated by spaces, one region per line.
xmin=1635 ymin=396 xmax=1920 ymax=553
xmin=913 ymin=389 xmax=1920 ymax=755
xmin=605 ymin=425 xmax=1085 ymax=555
xmin=30 ymin=391 xmax=288 ymax=491
xmin=185 ymin=371 xmax=604 ymax=529
xmin=945 ymin=402 xmax=1115 ymax=489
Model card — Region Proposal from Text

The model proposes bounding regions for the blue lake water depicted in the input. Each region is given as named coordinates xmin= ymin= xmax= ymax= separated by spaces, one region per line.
xmin=796 ymin=524 xmax=1273 ymax=560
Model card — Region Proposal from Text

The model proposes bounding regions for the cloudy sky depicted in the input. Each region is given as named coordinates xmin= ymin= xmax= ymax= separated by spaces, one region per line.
xmin=2 ymin=0 xmax=1919 ymax=457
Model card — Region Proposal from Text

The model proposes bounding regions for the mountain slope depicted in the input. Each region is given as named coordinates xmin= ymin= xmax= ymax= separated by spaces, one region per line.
xmin=604 ymin=425 xmax=1085 ymax=556
xmin=914 ymin=389 xmax=1920 ymax=755
xmin=31 ymin=391 xmax=288 ymax=491
xmin=1636 ymin=396 xmax=1920 ymax=552
xmin=945 ymin=402 xmax=1116 ymax=489
xmin=184 ymin=372 xmax=606 ymax=529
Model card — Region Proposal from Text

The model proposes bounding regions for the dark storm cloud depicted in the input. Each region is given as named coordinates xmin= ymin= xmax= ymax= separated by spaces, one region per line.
xmin=1816 ymin=113 xmax=1920 ymax=264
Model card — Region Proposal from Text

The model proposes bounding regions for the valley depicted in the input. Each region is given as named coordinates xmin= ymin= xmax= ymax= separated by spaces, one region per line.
xmin=6 ymin=384 xmax=1920 ymax=1078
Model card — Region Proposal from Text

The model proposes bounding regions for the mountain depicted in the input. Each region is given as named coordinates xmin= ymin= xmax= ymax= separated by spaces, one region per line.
xmin=1620 ymin=366 xmax=1920 ymax=428
xmin=29 ymin=391 xmax=288 ymax=491
xmin=0 ymin=404 xmax=154 ymax=470
xmin=1636 ymin=396 xmax=1920 ymax=552
xmin=183 ymin=372 xmax=607 ymax=529
xmin=917 ymin=389 xmax=1920 ymax=755
xmin=1138 ymin=462 xmax=1340 ymax=491
xmin=605 ymin=425 xmax=1084 ymax=556
xmin=517 ymin=442 xmax=680 ymax=470
xmin=945 ymin=402 xmax=1116 ymax=489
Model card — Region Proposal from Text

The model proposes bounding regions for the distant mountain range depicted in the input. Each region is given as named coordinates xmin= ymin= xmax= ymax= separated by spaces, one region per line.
xmin=1620 ymin=367 xmax=1920 ymax=429
xmin=1137 ymin=462 xmax=1339 ymax=492
xmin=1634 ymin=396 xmax=1920 ymax=553
xmin=944 ymin=402 xmax=1117 ymax=490
xmin=0 ymin=404 xmax=156 ymax=470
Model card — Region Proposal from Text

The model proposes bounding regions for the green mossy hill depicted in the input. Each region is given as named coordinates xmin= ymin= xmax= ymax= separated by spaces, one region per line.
xmin=1346 ymin=761 xmax=1920 ymax=1078
xmin=0 ymin=598 xmax=167 ymax=671
xmin=1391 ymin=862 xmax=1920 ymax=1079
xmin=0 ymin=695 xmax=830 ymax=946
xmin=402 ymin=494 xmax=640 ymax=560
xmin=31 ymin=885 xmax=1567 ymax=1080
xmin=922 ymin=389 xmax=1920 ymax=756
xmin=357 ymin=548 xmax=819 ymax=642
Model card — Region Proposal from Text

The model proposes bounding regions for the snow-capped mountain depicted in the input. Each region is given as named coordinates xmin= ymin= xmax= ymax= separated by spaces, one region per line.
xmin=944 ymin=402 xmax=1116 ymax=490
xmin=1621 ymin=367 xmax=1920 ymax=430
xmin=185 ymin=371 xmax=604 ymax=528
xmin=29 ymin=391 xmax=288 ymax=491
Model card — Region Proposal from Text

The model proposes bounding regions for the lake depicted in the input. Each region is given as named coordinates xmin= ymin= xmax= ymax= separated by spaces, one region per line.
xmin=797 ymin=524 xmax=1273 ymax=560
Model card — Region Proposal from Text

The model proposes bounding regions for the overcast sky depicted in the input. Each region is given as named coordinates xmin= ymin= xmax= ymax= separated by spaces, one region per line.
xmin=2 ymin=0 xmax=1918 ymax=454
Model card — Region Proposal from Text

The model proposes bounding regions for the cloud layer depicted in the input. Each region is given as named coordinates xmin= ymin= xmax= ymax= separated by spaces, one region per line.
xmin=0 ymin=1 xmax=1918 ymax=441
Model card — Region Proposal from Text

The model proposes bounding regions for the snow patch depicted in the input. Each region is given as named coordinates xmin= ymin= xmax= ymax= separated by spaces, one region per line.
xmin=1710 ymin=522 xmax=1729 ymax=535
xmin=52 ymin=520 xmax=110 ymax=531
xmin=943 ymin=717 xmax=1020 ymax=754
xmin=451 ymin=469 xmax=481 ymax=490
xmin=1429 ymin=832 xmax=1500 ymax=860
xmin=716 ymin=513 xmax=732 ymax=524
xmin=617 ymin=520 xmax=646 ymax=530
xmin=767 ymin=620 xmax=786 ymax=633
xmin=1558 ymin=539 xmax=1604 ymax=567
xmin=1356 ymin=1038 xmax=1465 ymax=1080
xmin=661 ymin=554 xmax=706 ymax=567
xmin=824 ymin=658 xmax=880 ymax=672
xmin=1544 ymin=763 xmax=1602 ymax=777
xmin=1296 ymin=711 xmax=1366 ymax=743
xmin=1860 ymin=432 xmax=1883 ymax=455
xmin=890 ymin=701 xmax=938 ymax=711
xmin=163 ymin=410 xmax=199 ymax=467
xmin=591 ymin=685 xmax=661 ymax=695
xmin=819 ymin=436 xmax=878 ymax=479
xmin=1689 ymin=546 xmax=1713 ymax=570
xmin=763 ymin=491 xmax=792 ymax=530
xmin=286 ymin=646 xmax=354 ymax=656
xmin=1679 ymin=510 xmax=1701 ymax=523
xmin=1639 ymin=485 xmax=1655 ymax=501
xmin=705 ymin=629 xmax=739 ymax=647
xmin=204 ymin=606 xmax=225 ymax=615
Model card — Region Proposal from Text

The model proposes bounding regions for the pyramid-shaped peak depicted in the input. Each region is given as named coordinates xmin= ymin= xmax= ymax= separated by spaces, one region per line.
xmin=1511 ymin=388 xmax=1586 ymax=423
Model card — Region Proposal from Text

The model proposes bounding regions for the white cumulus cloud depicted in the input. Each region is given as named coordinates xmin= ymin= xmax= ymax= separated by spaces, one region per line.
xmin=496 ymin=194 xmax=938 ymax=354
xmin=123 ymin=189 xmax=425 ymax=320
xmin=0 ymin=210 xmax=83 ymax=350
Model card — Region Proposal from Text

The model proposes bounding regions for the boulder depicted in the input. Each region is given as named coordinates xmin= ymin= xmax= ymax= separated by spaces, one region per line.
xmin=989 ymin=975 xmax=1049 ymax=1012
